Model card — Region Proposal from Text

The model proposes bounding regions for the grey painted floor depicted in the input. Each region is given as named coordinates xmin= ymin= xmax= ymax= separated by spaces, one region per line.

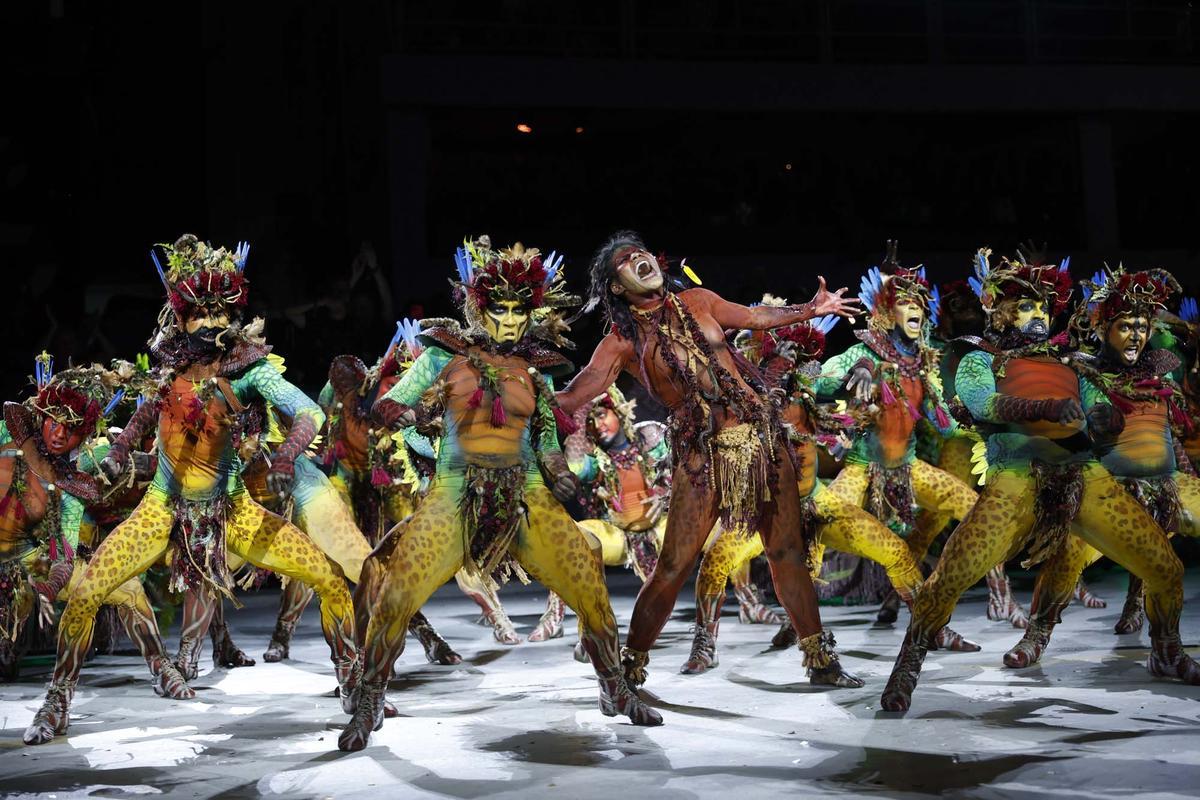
xmin=1 ymin=569 xmax=1199 ymax=799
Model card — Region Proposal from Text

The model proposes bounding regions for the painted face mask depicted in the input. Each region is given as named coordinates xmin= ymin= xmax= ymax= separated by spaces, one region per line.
xmin=892 ymin=298 xmax=927 ymax=341
xmin=481 ymin=299 xmax=532 ymax=344
xmin=1105 ymin=315 xmax=1150 ymax=366
xmin=1014 ymin=297 xmax=1051 ymax=340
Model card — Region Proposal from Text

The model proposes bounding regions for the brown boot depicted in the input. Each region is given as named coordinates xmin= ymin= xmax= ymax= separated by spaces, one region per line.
xmin=680 ymin=594 xmax=723 ymax=675
xmin=1074 ymin=580 xmax=1107 ymax=609
xmin=799 ymin=629 xmax=864 ymax=688
xmin=933 ymin=624 xmax=981 ymax=652
xmin=1003 ymin=618 xmax=1055 ymax=668
xmin=1114 ymin=576 xmax=1145 ymax=634
xmin=1147 ymin=632 xmax=1200 ymax=685
xmin=598 ymin=673 xmax=664 ymax=726
xmin=876 ymin=589 xmax=902 ymax=625
xmin=880 ymin=629 xmax=929 ymax=712
xmin=770 ymin=619 xmax=797 ymax=649
xmin=24 ymin=680 xmax=74 ymax=745
xmin=408 ymin=612 xmax=462 ymax=665
xmin=263 ymin=620 xmax=296 ymax=663
xmin=528 ymin=593 xmax=566 ymax=642
xmin=211 ymin=618 xmax=255 ymax=669
xmin=986 ymin=573 xmax=1029 ymax=629
xmin=337 ymin=679 xmax=386 ymax=751
xmin=734 ymin=582 xmax=784 ymax=625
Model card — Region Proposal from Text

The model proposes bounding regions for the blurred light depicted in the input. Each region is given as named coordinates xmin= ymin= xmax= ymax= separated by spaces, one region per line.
xmin=516 ymin=123 xmax=533 ymax=134
xmin=785 ymin=163 xmax=793 ymax=171
xmin=575 ymin=126 xmax=585 ymax=134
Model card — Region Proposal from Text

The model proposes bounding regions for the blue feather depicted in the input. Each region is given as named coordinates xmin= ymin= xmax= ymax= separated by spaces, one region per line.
xmin=136 ymin=396 xmax=145 ymax=409
xmin=1081 ymin=284 xmax=1094 ymax=302
xmin=150 ymin=249 xmax=171 ymax=293
xmin=975 ymin=252 xmax=990 ymax=281
xmin=968 ymin=276 xmax=984 ymax=299
xmin=103 ymin=389 xmax=125 ymax=417
xmin=929 ymin=285 xmax=941 ymax=328
xmin=859 ymin=266 xmax=883 ymax=313
xmin=34 ymin=360 xmax=42 ymax=388
xmin=544 ymin=250 xmax=563 ymax=285
xmin=1181 ymin=297 xmax=1199 ymax=323
xmin=1060 ymin=255 xmax=1071 ymax=273
xmin=454 ymin=246 xmax=473 ymax=285
xmin=399 ymin=318 xmax=421 ymax=352
xmin=813 ymin=314 xmax=840 ymax=334
xmin=234 ymin=241 xmax=250 ymax=272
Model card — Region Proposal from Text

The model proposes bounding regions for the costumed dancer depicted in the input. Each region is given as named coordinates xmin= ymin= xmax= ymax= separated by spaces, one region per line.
xmin=339 ymin=237 xmax=662 ymax=752
xmin=0 ymin=360 xmax=172 ymax=687
xmin=1002 ymin=266 xmax=1200 ymax=666
xmin=880 ymin=249 xmax=1199 ymax=713
xmin=24 ymin=235 xmax=359 ymax=745
xmin=527 ymin=385 xmax=675 ymax=650
xmin=316 ymin=329 xmax=518 ymax=648
xmin=813 ymin=243 xmax=980 ymax=645
xmin=556 ymin=232 xmax=864 ymax=691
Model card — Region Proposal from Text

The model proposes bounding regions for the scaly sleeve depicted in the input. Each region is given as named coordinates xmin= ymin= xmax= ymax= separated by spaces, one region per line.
xmin=374 ymin=347 xmax=452 ymax=429
xmin=815 ymin=343 xmax=871 ymax=398
xmin=238 ymin=359 xmax=325 ymax=469
xmin=955 ymin=350 xmax=1000 ymax=422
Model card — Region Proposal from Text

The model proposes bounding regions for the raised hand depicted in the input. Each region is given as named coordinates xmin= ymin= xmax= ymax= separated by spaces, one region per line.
xmin=810 ymin=276 xmax=864 ymax=320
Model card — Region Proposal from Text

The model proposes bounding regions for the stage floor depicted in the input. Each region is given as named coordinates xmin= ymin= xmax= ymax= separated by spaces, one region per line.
xmin=2 ymin=570 xmax=1199 ymax=799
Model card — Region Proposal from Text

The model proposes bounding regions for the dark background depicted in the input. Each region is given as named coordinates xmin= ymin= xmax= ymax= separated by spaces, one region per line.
xmin=4 ymin=1 xmax=1200 ymax=400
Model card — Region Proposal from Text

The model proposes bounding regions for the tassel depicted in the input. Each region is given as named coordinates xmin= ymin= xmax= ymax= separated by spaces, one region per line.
xmin=322 ymin=447 xmax=335 ymax=466
xmin=553 ymin=406 xmax=578 ymax=435
xmin=371 ymin=465 xmax=391 ymax=487
xmin=906 ymin=399 xmax=921 ymax=421
xmin=1135 ymin=378 xmax=1160 ymax=389
xmin=468 ymin=385 xmax=485 ymax=409
xmin=49 ymin=537 xmax=57 ymax=562
xmin=490 ymin=395 xmax=507 ymax=428
xmin=610 ymin=494 xmax=623 ymax=513
xmin=333 ymin=440 xmax=347 ymax=460
xmin=1155 ymin=387 xmax=1174 ymax=399
xmin=879 ymin=380 xmax=896 ymax=406
xmin=935 ymin=405 xmax=951 ymax=429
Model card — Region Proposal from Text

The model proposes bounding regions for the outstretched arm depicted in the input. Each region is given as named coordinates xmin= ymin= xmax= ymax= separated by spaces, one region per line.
xmin=696 ymin=278 xmax=862 ymax=331
xmin=556 ymin=333 xmax=632 ymax=414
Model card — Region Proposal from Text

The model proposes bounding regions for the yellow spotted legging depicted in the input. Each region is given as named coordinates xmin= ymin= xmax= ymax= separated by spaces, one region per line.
xmin=51 ymin=485 xmax=356 ymax=689
xmin=695 ymin=481 xmax=926 ymax=609
xmin=1019 ymin=470 xmax=1200 ymax=625
xmin=358 ymin=472 xmax=623 ymax=686
xmin=908 ymin=464 xmax=1185 ymax=644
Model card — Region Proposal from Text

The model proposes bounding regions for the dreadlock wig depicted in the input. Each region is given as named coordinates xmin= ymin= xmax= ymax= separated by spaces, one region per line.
xmin=587 ymin=230 xmax=649 ymax=345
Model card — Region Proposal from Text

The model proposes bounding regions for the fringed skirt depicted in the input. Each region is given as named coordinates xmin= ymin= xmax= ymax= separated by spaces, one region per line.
xmin=459 ymin=464 xmax=530 ymax=587
xmin=169 ymin=495 xmax=239 ymax=604
xmin=1021 ymin=461 xmax=1085 ymax=568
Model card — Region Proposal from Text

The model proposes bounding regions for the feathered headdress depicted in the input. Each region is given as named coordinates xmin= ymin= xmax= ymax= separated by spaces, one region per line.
xmin=29 ymin=353 xmax=120 ymax=437
xmin=857 ymin=241 xmax=940 ymax=335
xmin=152 ymin=233 xmax=250 ymax=318
xmin=735 ymin=294 xmax=840 ymax=366
xmin=969 ymin=247 xmax=1073 ymax=328
xmin=1070 ymin=265 xmax=1178 ymax=350
xmin=451 ymin=235 xmax=579 ymax=347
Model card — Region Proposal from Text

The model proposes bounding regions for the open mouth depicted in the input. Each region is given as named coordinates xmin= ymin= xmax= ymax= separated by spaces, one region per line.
xmin=634 ymin=258 xmax=655 ymax=280
xmin=1123 ymin=345 xmax=1141 ymax=361
xmin=904 ymin=315 xmax=922 ymax=333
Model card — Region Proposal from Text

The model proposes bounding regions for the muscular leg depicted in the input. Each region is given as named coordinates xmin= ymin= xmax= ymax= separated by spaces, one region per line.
xmin=1071 ymin=466 xmax=1198 ymax=684
xmin=96 ymin=570 xmax=170 ymax=678
xmin=760 ymin=451 xmax=861 ymax=687
xmin=174 ymin=587 xmax=220 ymax=680
xmin=339 ymin=482 xmax=469 ymax=751
xmin=623 ymin=456 xmax=720 ymax=685
xmin=223 ymin=492 xmax=358 ymax=705
xmin=25 ymin=489 xmax=186 ymax=745
xmin=516 ymin=484 xmax=660 ymax=726
xmin=881 ymin=469 xmax=1037 ymax=712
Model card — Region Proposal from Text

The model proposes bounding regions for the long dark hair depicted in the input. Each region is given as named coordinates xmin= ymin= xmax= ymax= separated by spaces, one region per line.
xmin=588 ymin=230 xmax=646 ymax=345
